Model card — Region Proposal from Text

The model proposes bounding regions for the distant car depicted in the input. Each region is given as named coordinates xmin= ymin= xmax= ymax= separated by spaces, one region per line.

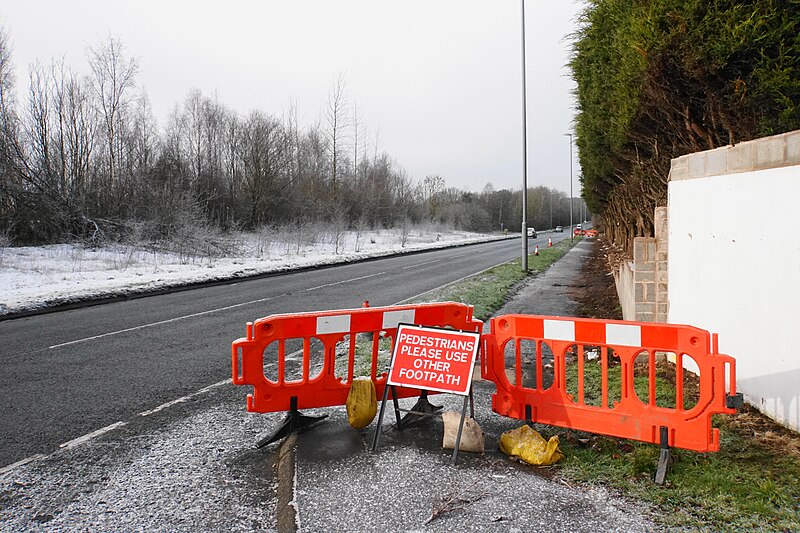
xmin=585 ymin=229 xmax=598 ymax=238
xmin=526 ymin=227 xmax=537 ymax=238
xmin=576 ymin=223 xmax=582 ymax=230
xmin=555 ymin=225 xmax=563 ymax=232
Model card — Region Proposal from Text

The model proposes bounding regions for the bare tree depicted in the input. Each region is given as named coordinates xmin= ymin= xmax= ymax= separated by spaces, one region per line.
xmin=50 ymin=59 xmax=97 ymax=205
xmin=87 ymin=36 xmax=139 ymax=197
xmin=0 ymin=23 xmax=19 ymax=233
xmin=129 ymin=88 xmax=157 ymax=177
xmin=184 ymin=88 xmax=204 ymax=180
xmin=25 ymin=63 xmax=52 ymax=182
xmin=420 ymin=174 xmax=445 ymax=220
xmin=352 ymin=100 xmax=361 ymax=181
xmin=238 ymin=110 xmax=289 ymax=227
xmin=325 ymin=73 xmax=349 ymax=201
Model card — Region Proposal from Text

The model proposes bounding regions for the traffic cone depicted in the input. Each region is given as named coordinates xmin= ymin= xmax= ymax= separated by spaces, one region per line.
xmin=534 ymin=245 xmax=539 ymax=256
xmin=548 ymin=237 xmax=553 ymax=247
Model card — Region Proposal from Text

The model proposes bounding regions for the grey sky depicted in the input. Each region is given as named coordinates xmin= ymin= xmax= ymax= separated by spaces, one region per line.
xmin=1 ymin=0 xmax=584 ymax=195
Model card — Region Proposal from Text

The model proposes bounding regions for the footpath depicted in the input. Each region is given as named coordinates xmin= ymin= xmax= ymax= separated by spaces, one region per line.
xmin=287 ymin=240 xmax=658 ymax=532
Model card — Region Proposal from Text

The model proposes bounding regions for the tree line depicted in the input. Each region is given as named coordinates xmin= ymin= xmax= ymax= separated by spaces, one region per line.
xmin=0 ymin=29 xmax=584 ymax=247
xmin=571 ymin=0 xmax=800 ymax=251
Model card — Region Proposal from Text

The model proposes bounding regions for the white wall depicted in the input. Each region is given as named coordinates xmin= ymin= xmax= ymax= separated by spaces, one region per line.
xmin=669 ymin=164 xmax=800 ymax=432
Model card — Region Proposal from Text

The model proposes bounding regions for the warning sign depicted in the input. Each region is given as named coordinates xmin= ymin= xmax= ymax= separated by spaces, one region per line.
xmin=387 ymin=324 xmax=480 ymax=396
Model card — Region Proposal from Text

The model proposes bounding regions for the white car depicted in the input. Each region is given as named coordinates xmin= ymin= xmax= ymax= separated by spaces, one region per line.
xmin=526 ymin=227 xmax=537 ymax=238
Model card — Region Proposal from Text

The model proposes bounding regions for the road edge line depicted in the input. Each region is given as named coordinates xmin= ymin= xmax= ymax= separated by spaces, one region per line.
xmin=0 ymin=454 xmax=47 ymax=477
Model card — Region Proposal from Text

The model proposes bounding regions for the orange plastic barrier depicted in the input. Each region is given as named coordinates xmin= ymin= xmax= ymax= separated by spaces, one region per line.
xmin=481 ymin=315 xmax=739 ymax=452
xmin=232 ymin=302 xmax=482 ymax=415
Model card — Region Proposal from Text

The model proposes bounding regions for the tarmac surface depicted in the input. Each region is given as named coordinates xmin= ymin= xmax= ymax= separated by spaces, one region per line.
xmin=287 ymin=239 xmax=659 ymax=532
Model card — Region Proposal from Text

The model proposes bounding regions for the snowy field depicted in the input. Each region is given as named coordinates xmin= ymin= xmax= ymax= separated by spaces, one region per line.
xmin=0 ymin=226 xmax=511 ymax=316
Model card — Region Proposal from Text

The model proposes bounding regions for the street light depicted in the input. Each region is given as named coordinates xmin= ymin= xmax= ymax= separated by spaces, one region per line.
xmin=520 ymin=0 xmax=529 ymax=271
xmin=564 ymin=132 xmax=573 ymax=240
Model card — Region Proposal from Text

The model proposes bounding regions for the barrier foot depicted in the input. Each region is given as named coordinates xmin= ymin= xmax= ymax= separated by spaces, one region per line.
xmin=726 ymin=392 xmax=744 ymax=409
xmin=255 ymin=397 xmax=328 ymax=448
xmin=397 ymin=391 xmax=442 ymax=429
xmin=654 ymin=426 xmax=672 ymax=485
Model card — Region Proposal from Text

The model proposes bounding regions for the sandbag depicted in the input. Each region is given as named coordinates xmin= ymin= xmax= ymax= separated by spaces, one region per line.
xmin=345 ymin=376 xmax=377 ymax=429
xmin=499 ymin=425 xmax=564 ymax=465
xmin=442 ymin=411 xmax=485 ymax=453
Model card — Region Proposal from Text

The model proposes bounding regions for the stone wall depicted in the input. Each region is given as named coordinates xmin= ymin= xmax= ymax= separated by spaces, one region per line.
xmin=614 ymin=206 xmax=668 ymax=323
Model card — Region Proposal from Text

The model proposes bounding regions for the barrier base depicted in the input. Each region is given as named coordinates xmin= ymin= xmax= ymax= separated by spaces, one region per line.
xmin=256 ymin=397 xmax=328 ymax=448
xmin=654 ymin=426 xmax=672 ymax=485
xmin=397 ymin=391 xmax=443 ymax=429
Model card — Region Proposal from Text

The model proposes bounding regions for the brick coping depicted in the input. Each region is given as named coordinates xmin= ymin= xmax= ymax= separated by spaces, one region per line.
xmin=669 ymin=130 xmax=800 ymax=181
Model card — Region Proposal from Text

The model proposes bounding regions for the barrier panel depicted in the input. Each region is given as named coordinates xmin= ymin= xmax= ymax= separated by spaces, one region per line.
xmin=481 ymin=314 xmax=740 ymax=453
xmin=232 ymin=302 xmax=482 ymax=440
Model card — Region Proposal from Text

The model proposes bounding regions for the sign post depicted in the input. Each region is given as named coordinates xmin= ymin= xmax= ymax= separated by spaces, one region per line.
xmin=371 ymin=324 xmax=481 ymax=463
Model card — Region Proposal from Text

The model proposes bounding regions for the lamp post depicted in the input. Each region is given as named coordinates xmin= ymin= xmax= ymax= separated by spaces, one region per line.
xmin=520 ymin=0 xmax=529 ymax=271
xmin=564 ymin=132 xmax=573 ymax=240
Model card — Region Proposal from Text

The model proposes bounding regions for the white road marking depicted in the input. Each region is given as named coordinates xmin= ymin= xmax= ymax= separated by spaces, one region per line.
xmin=49 ymin=270 xmax=386 ymax=349
xmin=137 ymin=398 xmax=190 ymax=417
xmin=401 ymin=259 xmax=440 ymax=270
xmin=304 ymin=271 xmax=386 ymax=291
xmin=0 ymin=378 xmax=234 ymax=474
xmin=60 ymin=421 xmax=127 ymax=449
xmin=0 ymin=454 xmax=46 ymax=477
xmin=48 ymin=296 xmax=279 ymax=349
xmin=138 ymin=378 xmax=232 ymax=417
xmin=446 ymin=251 xmax=475 ymax=259
xmin=197 ymin=378 xmax=233 ymax=394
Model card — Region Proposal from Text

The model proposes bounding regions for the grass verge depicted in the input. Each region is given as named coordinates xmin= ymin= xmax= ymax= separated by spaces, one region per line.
xmin=557 ymin=358 xmax=800 ymax=530
xmin=556 ymin=409 xmax=800 ymax=530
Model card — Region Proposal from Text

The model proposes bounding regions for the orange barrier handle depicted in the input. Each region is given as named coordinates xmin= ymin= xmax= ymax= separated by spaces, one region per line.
xmin=231 ymin=341 xmax=242 ymax=385
xmin=231 ymin=322 xmax=254 ymax=385
xmin=727 ymin=354 xmax=737 ymax=396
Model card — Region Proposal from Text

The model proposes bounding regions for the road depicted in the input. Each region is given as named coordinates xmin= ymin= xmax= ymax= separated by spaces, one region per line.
xmin=0 ymin=233 xmax=571 ymax=469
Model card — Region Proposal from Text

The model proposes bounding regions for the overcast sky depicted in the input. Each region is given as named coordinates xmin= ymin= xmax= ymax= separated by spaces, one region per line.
xmin=1 ymin=0 xmax=585 ymax=195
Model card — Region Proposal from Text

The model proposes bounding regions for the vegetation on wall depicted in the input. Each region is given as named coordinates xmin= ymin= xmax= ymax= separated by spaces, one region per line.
xmin=571 ymin=0 xmax=800 ymax=251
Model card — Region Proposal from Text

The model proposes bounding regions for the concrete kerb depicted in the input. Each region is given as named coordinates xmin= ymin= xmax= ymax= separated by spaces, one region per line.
xmin=277 ymin=434 xmax=298 ymax=533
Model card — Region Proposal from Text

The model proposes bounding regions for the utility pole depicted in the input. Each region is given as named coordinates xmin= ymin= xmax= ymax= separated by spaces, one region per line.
xmin=565 ymin=132 xmax=574 ymax=240
xmin=520 ymin=0 xmax=529 ymax=270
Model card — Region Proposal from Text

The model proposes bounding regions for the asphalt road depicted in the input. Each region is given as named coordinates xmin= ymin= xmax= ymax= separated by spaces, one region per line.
xmin=0 ymin=233 xmax=572 ymax=469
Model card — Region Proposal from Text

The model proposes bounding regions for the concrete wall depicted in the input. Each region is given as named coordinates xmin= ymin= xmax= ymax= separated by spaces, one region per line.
xmin=668 ymin=130 xmax=800 ymax=432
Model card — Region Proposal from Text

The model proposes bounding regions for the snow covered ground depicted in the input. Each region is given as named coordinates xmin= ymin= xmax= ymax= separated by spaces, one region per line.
xmin=0 ymin=227 xmax=512 ymax=316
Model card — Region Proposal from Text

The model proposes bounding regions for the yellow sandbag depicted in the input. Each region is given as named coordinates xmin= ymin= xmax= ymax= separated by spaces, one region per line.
xmin=499 ymin=425 xmax=564 ymax=466
xmin=345 ymin=377 xmax=377 ymax=429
